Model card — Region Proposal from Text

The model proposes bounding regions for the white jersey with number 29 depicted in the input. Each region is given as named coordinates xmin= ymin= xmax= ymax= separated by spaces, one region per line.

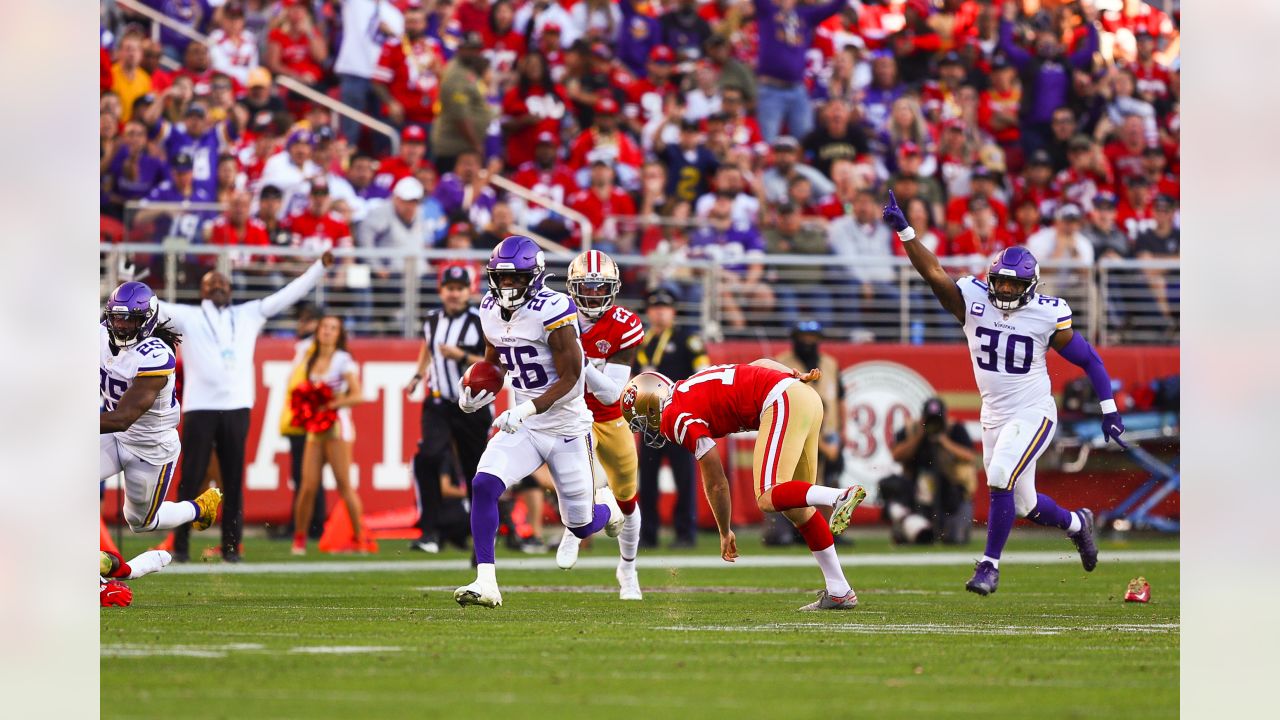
xmin=478 ymin=288 xmax=593 ymax=436
xmin=958 ymin=276 xmax=1072 ymax=428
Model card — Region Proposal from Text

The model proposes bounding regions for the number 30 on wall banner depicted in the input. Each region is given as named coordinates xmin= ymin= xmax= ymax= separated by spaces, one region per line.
xmin=839 ymin=361 xmax=938 ymax=502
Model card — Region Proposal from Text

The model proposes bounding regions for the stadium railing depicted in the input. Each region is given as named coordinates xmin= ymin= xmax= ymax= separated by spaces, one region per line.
xmin=99 ymin=239 xmax=1179 ymax=346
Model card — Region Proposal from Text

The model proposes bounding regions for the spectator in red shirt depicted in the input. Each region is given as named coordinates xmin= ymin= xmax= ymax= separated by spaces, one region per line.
xmin=176 ymin=40 xmax=217 ymax=98
xmin=978 ymin=54 xmax=1021 ymax=153
xmin=1053 ymin=134 xmax=1114 ymax=212
xmin=1011 ymin=148 xmax=1059 ymax=220
xmin=374 ymin=125 xmax=433 ymax=189
xmin=283 ymin=180 xmax=353 ymax=252
xmin=267 ymin=0 xmax=329 ymax=87
xmin=947 ymin=195 xmax=1013 ymax=260
xmin=815 ymin=158 xmax=864 ymax=220
xmin=373 ymin=4 xmax=446 ymax=131
xmin=567 ymin=160 xmax=638 ymax=251
xmin=567 ymin=97 xmax=643 ymax=179
xmin=920 ymin=50 xmax=968 ymax=123
xmin=501 ymin=52 xmax=569 ymax=168
xmin=1103 ymin=113 xmax=1150 ymax=183
xmin=1116 ymin=174 xmax=1155 ymax=241
xmin=624 ymin=45 xmax=678 ymax=135
xmin=945 ymin=165 xmax=1007 ymax=237
xmin=1006 ymin=195 xmax=1044 ymax=247
xmin=511 ymin=131 xmax=578 ymax=232
xmin=1128 ymin=29 xmax=1172 ymax=106
xmin=206 ymin=190 xmax=269 ymax=249
xmin=1141 ymin=145 xmax=1178 ymax=200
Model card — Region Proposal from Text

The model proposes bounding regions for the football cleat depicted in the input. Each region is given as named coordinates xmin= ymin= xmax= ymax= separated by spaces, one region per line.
xmin=1068 ymin=508 xmax=1099 ymax=572
xmin=828 ymin=485 xmax=867 ymax=537
xmin=191 ymin=487 xmax=223 ymax=531
xmin=556 ymin=529 xmax=581 ymax=569
xmin=1124 ymin=577 xmax=1151 ymax=603
xmin=291 ymin=536 xmax=307 ymax=556
xmin=100 ymin=550 xmax=121 ymax=577
xmin=966 ymin=560 xmax=1000 ymax=596
xmin=100 ymin=579 xmax=133 ymax=608
xmin=597 ymin=487 xmax=624 ymax=538
xmin=617 ymin=561 xmax=643 ymax=601
xmin=798 ymin=589 xmax=858 ymax=611
xmin=409 ymin=538 xmax=440 ymax=554
xmin=454 ymin=579 xmax=503 ymax=609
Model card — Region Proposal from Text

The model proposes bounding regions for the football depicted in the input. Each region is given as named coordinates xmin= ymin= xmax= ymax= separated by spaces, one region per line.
xmin=461 ymin=360 xmax=506 ymax=396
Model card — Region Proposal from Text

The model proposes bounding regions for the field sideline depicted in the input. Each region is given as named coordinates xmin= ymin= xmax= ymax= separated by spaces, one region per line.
xmin=102 ymin=530 xmax=1179 ymax=719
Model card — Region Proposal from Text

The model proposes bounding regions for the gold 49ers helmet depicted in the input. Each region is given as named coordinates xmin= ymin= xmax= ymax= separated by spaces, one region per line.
xmin=620 ymin=371 xmax=674 ymax=448
xmin=567 ymin=249 xmax=620 ymax=319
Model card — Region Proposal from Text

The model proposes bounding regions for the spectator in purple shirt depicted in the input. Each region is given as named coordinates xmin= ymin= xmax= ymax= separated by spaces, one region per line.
xmin=134 ymin=152 xmax=218 ymax=245
xmin=147 ymin=0 xmax=213 ymax=62
xmin=753 ymin=0 xmax=845 ymax=144
xmin=433 ymin=149 xmax=498 ymax=229
xmin=862 ymin=51 xmax=906 ymax=135
xmin=157 ymin=100 xmax=239 ymax=199
xmin=660 ymin=0 xmax=712 ymax=62
xmin=104 ymin=119 xmax=171 ymax=218
xmin=999 ymin=1 xmax=1099 ymax=154
xmin=618 ymin=0 xmax=663 ymax=77
xmin=688 ymin=190 xmax=774 ymax=330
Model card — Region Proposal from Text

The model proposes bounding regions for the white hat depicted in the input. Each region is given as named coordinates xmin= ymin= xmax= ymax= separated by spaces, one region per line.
xmin=393 ymin=176 xmax=425 ymax=201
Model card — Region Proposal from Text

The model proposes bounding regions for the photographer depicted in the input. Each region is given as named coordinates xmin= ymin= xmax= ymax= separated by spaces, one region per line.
xmin=882 ymin=398 xmax=978 ymax=545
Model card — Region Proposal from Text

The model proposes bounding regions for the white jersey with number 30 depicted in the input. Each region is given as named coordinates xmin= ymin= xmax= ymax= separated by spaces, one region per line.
xmin=958 ymin=276 xmax=1072 ymax=428
xmin=479 ymin=288 xmax=593 ymax=436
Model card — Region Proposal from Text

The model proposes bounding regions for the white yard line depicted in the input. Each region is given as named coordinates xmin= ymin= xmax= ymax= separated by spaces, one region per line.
xmin=160 ymin=550 xmax=1178 ymax=575
xmin=655 ymin=622 xmax=1180 ymax=636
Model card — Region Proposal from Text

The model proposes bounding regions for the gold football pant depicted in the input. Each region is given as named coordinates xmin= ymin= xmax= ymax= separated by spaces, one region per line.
xmin=752 ymin=382 xmax=824 ymax=497
xmin=592 ymin=417 xmax=638 ymax=502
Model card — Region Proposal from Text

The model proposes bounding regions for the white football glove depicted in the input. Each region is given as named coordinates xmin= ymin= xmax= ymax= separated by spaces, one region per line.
xmin=458 ymin=383 xmax=496 ymax=414
xmin=492 ymin=400 xmax=537 ymax=433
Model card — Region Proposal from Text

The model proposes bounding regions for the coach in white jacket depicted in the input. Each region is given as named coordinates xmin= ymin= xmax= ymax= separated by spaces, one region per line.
xmin=160 ymin=251 xmax=334 ymax=562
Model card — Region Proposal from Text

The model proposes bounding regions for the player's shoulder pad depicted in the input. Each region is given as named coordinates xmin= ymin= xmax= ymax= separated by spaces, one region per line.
xmin=133 ymin=336 xmax=177 ymax=376
xmin=608 ymin=306 xmax=645 ymax=349
xmin=1031 ymin=292 xmax=1073 ymax=330
xmin=533 ymin=289 xmax=578 ymax=332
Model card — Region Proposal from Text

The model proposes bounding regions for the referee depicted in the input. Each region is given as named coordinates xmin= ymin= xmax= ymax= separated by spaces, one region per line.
xmin=405 ymin=265 xmax=489 ymax=553
xmin=160 ymin=252 xmax=333 ymax=562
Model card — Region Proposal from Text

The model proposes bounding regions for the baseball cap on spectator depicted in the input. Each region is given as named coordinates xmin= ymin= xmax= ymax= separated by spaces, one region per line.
xmin=247 ymin=67 xmax=272 ymax=88
xmin=1143 ymin=146 xmax=1166 ymax=158
xmin=543 ymin=23 xmax=562 ymax=36
xmin=1093 ymin=191 xmax=1118 ymax=208
xmin=440 ymin=265 xmax=473 ymax=288
xmin=594 ymin=96 xmax=620 ymax=116
xmin=679 ymin=118 xmax=701 ymax=132
xmin=185 ymin=102 xmax=208 ymax=119
xmin=309 ymin=179 xmax=329 ymax=195
xmin=777 ymin=202 xmax=798 ymax=215
xmin=260 ymin=184 xmax=283 ymax=200
xmin=1126 ymin=174 xmax=1152 ymax=187
xmin=447 ymin=221 xmax=474 ymax=238
xmin=1028 ymin=149 xmax=1053 ymax=166
xmin=223 ymin=1 xmax=245 ymax=17
xmin=286 ymin=128 xmax=313 ymax=147
xmin=1154 ymin=194 xmax=1177 ymax=209
xmin=938 ymin=51 xmax=963 ymax=67
xmin=1056 ymin=203 xmax=1083 ymax=221
xmin=649 ymin=45 xmax=675 ymax=64
xmin=707 ymin=111 xmax=731 ymax=124
xmin=1068 ymin=135 xmax=1094 ymax=153
xmin=402 ymin=125 xmax=427 ymax=143
xmin=535 ymin=130 xmax=557 ymax=145
xmin=991 ymin=54 xmax=1012 ymax=71
xmin=772 ymin=135 xmax=801 ymax=151
xmin=968 ymin=195 xmax=991 ymax=212
xmin=898 ymin=141 xmax=921 ymax=157
xmin=645 ymin=288 xmax=677 ymax=309
xmin=393 ymin=176 xmax=425 ymax=201
xmin=172 ymin=152 xmax=194 ymax=171
xmin=971 ymin=164 xmax=995 ymax=182
xmin=942 ymin=118 xmax=965 ymax=133
xmin=591 ymin=43 xmax=613 ymax=61
xmin=313 ymin=126 xmax=336 ymax=145
xmin=922 ymin=397 xmax=947 ymax=422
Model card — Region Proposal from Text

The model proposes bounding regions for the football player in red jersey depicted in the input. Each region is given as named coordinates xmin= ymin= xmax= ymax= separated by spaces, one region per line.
xmin=555 ymin=250 xmax=647 ymax=599
xmin=621 ymin=362 xmax=867 ymax=611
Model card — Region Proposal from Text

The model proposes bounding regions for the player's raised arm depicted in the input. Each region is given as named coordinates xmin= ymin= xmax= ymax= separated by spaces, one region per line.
xmin=883 ymin=191 xmax=965 ymax=323
xmin=491 ymin=325 xmax=583 ymax=432
xmin=1050 ymin=326 xmax=1127 ymax=446
xmin=100 ymin=375 xmax=168 ymax=434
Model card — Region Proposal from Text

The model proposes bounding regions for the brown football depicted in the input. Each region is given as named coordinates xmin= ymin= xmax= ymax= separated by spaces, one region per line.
xmin=461 ymin=360 xmax=506 ymax=396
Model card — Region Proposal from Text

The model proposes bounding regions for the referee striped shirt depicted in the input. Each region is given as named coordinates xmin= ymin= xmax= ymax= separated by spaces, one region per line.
xmin=424 ymin=307 xmax=485 ymax=401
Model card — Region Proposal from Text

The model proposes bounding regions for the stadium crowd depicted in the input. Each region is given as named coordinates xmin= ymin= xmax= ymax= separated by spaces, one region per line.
xmin=99 ymin=0 xmax=1180 ymax=338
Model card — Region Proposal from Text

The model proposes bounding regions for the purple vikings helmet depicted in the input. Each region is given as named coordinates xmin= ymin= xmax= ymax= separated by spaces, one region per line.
xmin=103 ymin=281 xmax=160 ymax=347
xmin=487 ymin=235 xmax=546 ymax=310
xmin=987 ymin=246 xmax=1040 ymax=311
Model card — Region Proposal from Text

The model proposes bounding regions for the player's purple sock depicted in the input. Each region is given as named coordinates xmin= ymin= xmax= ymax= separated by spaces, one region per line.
xmin=568 ymin=503 xmax=611 ymax=539
xmin=984 ymin=490 xmax=1016 ymax=559
xmin=1025 ymin=493 xmax=1074 ymax=530
xmin=470 ymin=472 xmax=505 ymax=564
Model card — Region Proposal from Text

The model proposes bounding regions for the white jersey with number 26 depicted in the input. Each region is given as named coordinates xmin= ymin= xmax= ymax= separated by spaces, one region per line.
xmin=478 ymin=288 xmax=592 ymax=437
xmin=958 ymin=276 xmax=1073 ymax=428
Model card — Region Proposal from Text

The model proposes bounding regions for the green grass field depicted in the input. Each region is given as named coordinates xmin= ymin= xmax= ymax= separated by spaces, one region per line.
xmin=102 ymin=529 xmax=1178 ymax=719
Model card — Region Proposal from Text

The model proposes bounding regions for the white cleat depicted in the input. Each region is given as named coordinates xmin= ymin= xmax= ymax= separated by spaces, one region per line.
xmin=454 ymin=579 xmax=503 ymax=608
xmin=556 ymin=528 xmax=581 ymax=570
xmin=126 ymin=550 xmax=172 ymax=579
xmin=617 ymin=561 xmax=643 ymax=601
xmin=597 ymin=487 xmax=624 ymax=538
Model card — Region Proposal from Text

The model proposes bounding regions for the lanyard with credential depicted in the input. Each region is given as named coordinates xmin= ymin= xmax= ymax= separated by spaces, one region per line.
xmin=649 ymin=327 xmax=674 ymax=369
xmin=202 ymin=304 xmax=237 ymax=370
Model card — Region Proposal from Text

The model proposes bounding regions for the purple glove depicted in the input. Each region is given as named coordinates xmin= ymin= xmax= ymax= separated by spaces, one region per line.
xmin=882 ymin=190 xmax=909 ymax=232
xmin=1102 ymin=412 xmax=1125 ymax=444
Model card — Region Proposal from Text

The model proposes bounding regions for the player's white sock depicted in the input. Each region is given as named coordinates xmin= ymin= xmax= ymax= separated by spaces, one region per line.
xmin=981 ymin=555 xmax=1000 ymax=569
xmin=153 ymin=501 xmax=198 ymax=530
xmin=812 ymin=546 xmax=852 ymax=596
xmin=127 ymin=550 xmax=172 ymax=579
xmin=805 ymin=486 xmax=844 ymax=507
xmin=618 ymin=509 xmax=641 ymax=562
xmin=1067 ymin=512 xmax=1083 ymax=534
xmin=477 ymin=563 xmax=497 ymax=586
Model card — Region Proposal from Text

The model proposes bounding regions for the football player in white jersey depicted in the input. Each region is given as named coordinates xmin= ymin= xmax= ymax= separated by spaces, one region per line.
xmin=884 ymin=191 xmax=1126 ymax=596
xmin=453 ymin=236 xmax=623 ymax=608
xmin=100 ymin=282 xmax=223 ymax=536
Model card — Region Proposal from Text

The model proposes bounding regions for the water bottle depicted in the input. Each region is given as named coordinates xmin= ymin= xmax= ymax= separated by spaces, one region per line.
xmin=910 ymin=320 xmax=925 ymax=345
